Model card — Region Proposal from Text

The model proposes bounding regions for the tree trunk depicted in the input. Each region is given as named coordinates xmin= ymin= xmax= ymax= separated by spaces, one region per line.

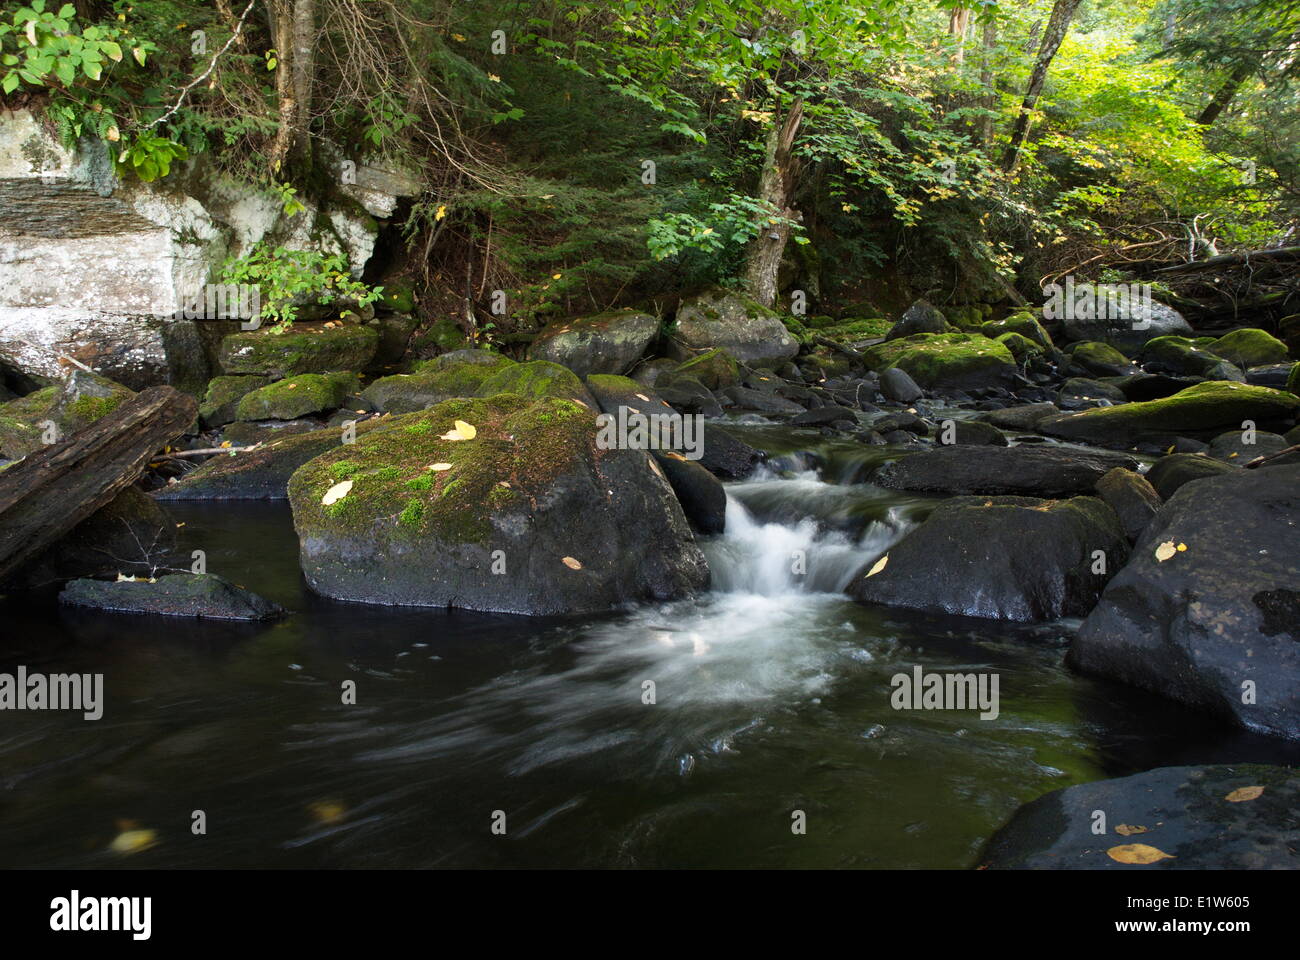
xmin=949 ymin=6 xmax=972 ymax=65
xmin=742 ymin=98 xmax=805 ymax=309
xmin=978 ymin=18 xmax=999 ymax=146
xmin=1197 ymin=61 xmax=1252 ymax=125
xmin=267 ymin=0 xmax=315 ymax=171
xmin=0 ymin=387 xmax=197 ymax=585
xmin=1001 ymin=0 xmax=1083 ymax=173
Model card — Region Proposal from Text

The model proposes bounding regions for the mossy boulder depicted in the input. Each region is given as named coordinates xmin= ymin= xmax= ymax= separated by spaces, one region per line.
xmin=410 ymin=315 xmax=471 ymax=355
xmin=977 ymin=313 xmax=1053 ymax=349
xmin=287 ymin=395 xmax=710 ymax=614
xmin=363 ymin=354 xmax=515 ymax=414
xmin=1289 ymin=362 xmax=1300 ymax=396
xmin=884 ymin=300 xmax=951 ymax=341
xmin=862 ymin=332 xmax=1016 ymax=393
xmin=995 ymin=331 xmax=1043 ymax=361
xmin=1069 ymin=341 xmax=1139 ymax=377
xmin=60 ymin=573 xmax=282 ymax=621
xmin=1210 ymin=328 xmax=1289 ymax=368
xmin=0 ymin=370 xmax=134 ymax=460
xmin=673 ymin=287 xmax=799 ymax=367
xmin=379 ymin=280 xmax=417 ymax=314
xmin=235 ymin=372 xmax=358 ymax=421
xmin=816 ymin=317 xmax=893 ymax=342
xmin=218 ymin=323 xmax=379 ymax=377
xmin=200 ymin=375 xmax=272 ymax=428
xmin=1059 ymin=299 xmax=1192 ymax=353
xmin=1040 ymin=381 xmax=1300 ymax=448
xmin=1141 ymin=336 xmax=1244 ymax=381
xmin=475 ymin=359 xmax=597 ymax=407
xmin=528 ymin=309 xmax=659 ymax=377
xmin=669 ymin=348 xmax=740 ymax=390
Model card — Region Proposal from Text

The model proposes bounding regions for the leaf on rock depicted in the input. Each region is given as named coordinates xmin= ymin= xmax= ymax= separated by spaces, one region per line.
xmin=110 ymin=828 xmax=158 ymax=855
xmin=308 ymin=800 xmax=346 ymax=824
xmin=561 ymin=556 xmax=582 ymax=570
xmin=1115 ymin=824 xmax=1148 ymax=836
xmin=322 ymin=480 xmax=353 ymax=506
xmin=1107 ymin=843 xmax=1174 ymax=864
xmin=866 ymin=554 xmax=888 ymax=578
xmin=1225 ymin=786 xmax=1264 ymax=803
xmin=440 ymin=420 xmax=477 ymax=441
xmin=1154 ymin=541 xmax=1177 ymax=562
xmin=428 ymin=463 xmax=452 ymax=471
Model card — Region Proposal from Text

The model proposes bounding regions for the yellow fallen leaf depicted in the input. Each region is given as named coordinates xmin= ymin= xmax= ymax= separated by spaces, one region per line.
xmin=435 ymin=204 xmax=447 ymax=220
xmin=1115 ymin=824 xmax=1148 ymax=836
xmin=1107 ymin=843 xmax=1174 ymax=864
xmin=308 ymin=800 xmax=346 ymax=824
xmin=1176 ymin=543 xmax=1187 ymax=552
xmin=866 ymin=555 xmax=888 ymax=577
xmin=1154 ymin=541 xmax=1177 ymax=562
xmin=110 ymin=828 xmax=158 ymax=855
xmin=562 ymin=556 xmax=582 ymax=570
xmin=287 ymin=382 xmax=298 ymax=389
xmin=322 ymin=480 xmax=353 ymax=506
xmin=665 ymin=452 xmax=687 ymax=461
xmin=440 ymin=420 xmax=477 ymax=441
xmin=636 ymin=394 xmax=650 ymax=402
xmin=429 ymin=463 xmax=452 ymax=472
xmin=497 ymin=481 xmax=511 ymax=488
xmin=1225 ymin=786 xmax=1264 ymax=802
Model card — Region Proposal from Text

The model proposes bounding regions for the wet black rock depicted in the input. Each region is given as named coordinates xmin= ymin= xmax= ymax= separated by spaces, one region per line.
xmin=59 ymin=573 xmax=282 ymax=621
xmin=1094 ymin=467 xmax=1161 ymax=542
xmin=873 ymin=445 xmax=1136 ymax=497
xmin=1144 ymin=452 xmax=1237 ymax=500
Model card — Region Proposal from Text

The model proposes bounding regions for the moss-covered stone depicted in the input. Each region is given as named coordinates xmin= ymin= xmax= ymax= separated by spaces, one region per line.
xmin=200 ymin=375 xmax=272 ymax=427
xmin=363 ymin=354 xmax=516 ymax=414
xmin=673 ymin=287 xmax=799 ymax=367
xmin=287 ymin=394 xmax=709 ymax=614
xmin=1210 ymin=328 xmax=1290 ymax=368
xmin=1288 ymin=362 xmax=1300 ymax=396
xmin=235 ymin=372 xmax=358 ymax=421
xmin=1141 ymin=336 xmax=1243 ymax=381
xmin=862 ymin=332 xmax=1016 ymax=392
xmin=1070 ymin=341 xmax=1136 ymax=377
xmin=60 ymin=573 xmax=282 ymax=621
xmin=1041 ymin=381 xmax=1300 ymax=448
xmin=995 ymin=331 xmax=1043 ymax=361
xmin=218 ymin=323 xmax=379 ymax=377
xmin=528 ymin=309 xmax=659 ymax=377
xmin=475 ymin=359 xmax=596 ymax=406
xmin=816 ymin=317 xmax=893 ymax=342
xmin=379 ymin=279 xmax=417 ymax=314
xmin=410 ymin=315 xmax=471 ymax=354
xmin=668 ymin=348 xmax=740 ymax=390
xmin=977 ymin=313 xmax=1053 ymax=349
xmin=0 ymin=370 xmax=134 ymax=460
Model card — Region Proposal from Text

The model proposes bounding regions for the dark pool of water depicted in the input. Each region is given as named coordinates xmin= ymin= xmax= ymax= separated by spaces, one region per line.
xmin=1 ymin=426 xmax=1295 ymax=868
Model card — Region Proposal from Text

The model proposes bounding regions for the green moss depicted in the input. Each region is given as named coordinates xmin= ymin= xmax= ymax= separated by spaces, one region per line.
xmin=219 ymin=324 xmax=379 ymax=377
xmin=1210 ymin=328 xmax=1289 ymax=367
xmin=1071 ymin=341 xmax=1131 ymax=370
xmin=476 ymin=360 xmax=591 ymax=403
xmin=977 ymin=313 xmax=1053 ymax=349
xmin=65 ymin=392 xmax=125 ymax=425
xmin=671 ymin=348 xmax=740 ymax=389
xmin=289 ymin=394 xmax=601 ymax=548
xmin=862 ymin=332 xmax=1015 ymax=389
xmin=995 ymin=331 xmax=1043 ymax=361
xmin=818 ymin=317 xmax=893 ymax=341
xmin=1288 ymin=363 xmax=1300 ymax=396
xmin=329 ymin=459 xmax=362 ymax=480
xmin=235 ymin=372 xmax=355 ymax=421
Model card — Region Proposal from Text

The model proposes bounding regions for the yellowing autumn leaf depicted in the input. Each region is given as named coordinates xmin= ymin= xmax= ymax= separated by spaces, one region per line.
xmin=308 ymin=800 xmax=346 ymax=824
xmin=1115 ymin=824 xmax=1148 ymax=836
xmin=1155 ymin=541 xmax=1177 ymax=562
xmin=322 ymin=480 xmax=353 ymax=506
xmin=561 ymin=556 xmax=582 ymax=570
xmin=866 ymin=554 xmax=888 ymax=578
xmin=440 ymin=420 xmax=477 ymax=441
xmin=106 ymin=125 xmax=120 ymax=142
xmin=429 ymin=463 xmax=452 ymax=472
xmin=435 ymin=204 xmax=447 ymax=221
xmin=110 ymin=828 xmax=158 ymax=855
xmin=1225 ymin=786 xmax=1264 ymax=802
xmin=1107 ymin=843 xmax=1174 ymax=864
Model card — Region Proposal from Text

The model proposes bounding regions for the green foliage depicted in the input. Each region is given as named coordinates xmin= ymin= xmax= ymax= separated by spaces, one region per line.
xmin=220 ymin=244 xmax=383 ymax=328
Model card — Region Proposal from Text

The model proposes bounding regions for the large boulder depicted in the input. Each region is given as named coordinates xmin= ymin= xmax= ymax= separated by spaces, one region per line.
xmin=848 ymin=495 xmax=1127 ymax=622
xmin=1068 ymin=341 xmax=1139 ymax=377
xmin=1070 ymin=466 xmax=1300 ymax=739
xmin=1039 ymin=382 xmax=1300 ymax=449
xmin=287 ymin=395 xmax=709 ymax=614
xmin=975 ymin=312 xmax=1053 ymax=349
xmin=884 ymin=300 xmax=950 ymax=341
xmin=1058 ymin=299 xmax=1192 ymax=353
xmin=1141 ymin=336 xmax=1244 ymax=381
xmin=528 ymin=309 xmax=659 ymax=376
xmin=672 ymin=288 xmax=799 ymax=368
xmin=234 ymin=372 xmax=357 ymax=421
xmin=199 ymin=375 xmax=272 ymax=428
xmin=1093 ymin=467 xmax=1161 ymax=542
xmin=60 ymin=573 xmax=282 ymax=621
xmin=982 ymin=765 xmax=1300 ymax=869
xmin=862 ymin=333 xmax=1016 ymax=393
xmin=873 ymin=445 xmax=1137 ymax=497
xmin=218 ymin=324 xmax=379 ymax=377
xmin=1143 ymin=453 xmax=1238 ymax=500
xmin=668 ymin=349 xmax=740 ymax=390
xmin=362 ymin=353 xmax=515 ymax=413
xmin=474 ymin=359 xmax=597 ymax=407
xmin=1210 ymin=328 xmax=1289 ymax=368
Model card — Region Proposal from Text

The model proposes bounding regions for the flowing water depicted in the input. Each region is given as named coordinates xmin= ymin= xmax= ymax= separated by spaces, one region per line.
xmin=2 ymin=425 xmax=1296 ymax=868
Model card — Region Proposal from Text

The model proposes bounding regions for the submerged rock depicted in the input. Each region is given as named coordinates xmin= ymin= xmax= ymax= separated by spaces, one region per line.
xmin=982 ymin=765 xmax=1300 ymax=869
xmin=874 ymin=445 xmax=1136 ymax=497
xmin=287 ymin=394 xmax=709 ymax=615
xmin=848 ymin=495 xmax=1126 ymax=622
xmin=1070 ymin=466 xmax=1300 ymax=739
xmin=528 ymin=309 xmax=659 ymax=377
xmin=60 ymin=573 xmax=282 ymax=621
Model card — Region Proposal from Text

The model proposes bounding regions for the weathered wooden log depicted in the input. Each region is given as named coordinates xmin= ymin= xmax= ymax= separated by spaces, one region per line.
xmin=1153 ymin=246 xmax=1300 ymax=276
xmin=813 ymin=335 xmax=867 ymax=364
xmin=0 ymin=386 xmax=197 ymax=585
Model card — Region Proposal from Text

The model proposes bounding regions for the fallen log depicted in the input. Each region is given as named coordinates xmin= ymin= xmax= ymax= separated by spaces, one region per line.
xmin=814 ymin=335 xmax=868 ymax=364
xmin=0 ymin=386 xmax=197 ymax=585
xmin=1153 ymin=246 xmax=1300 ymax=276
